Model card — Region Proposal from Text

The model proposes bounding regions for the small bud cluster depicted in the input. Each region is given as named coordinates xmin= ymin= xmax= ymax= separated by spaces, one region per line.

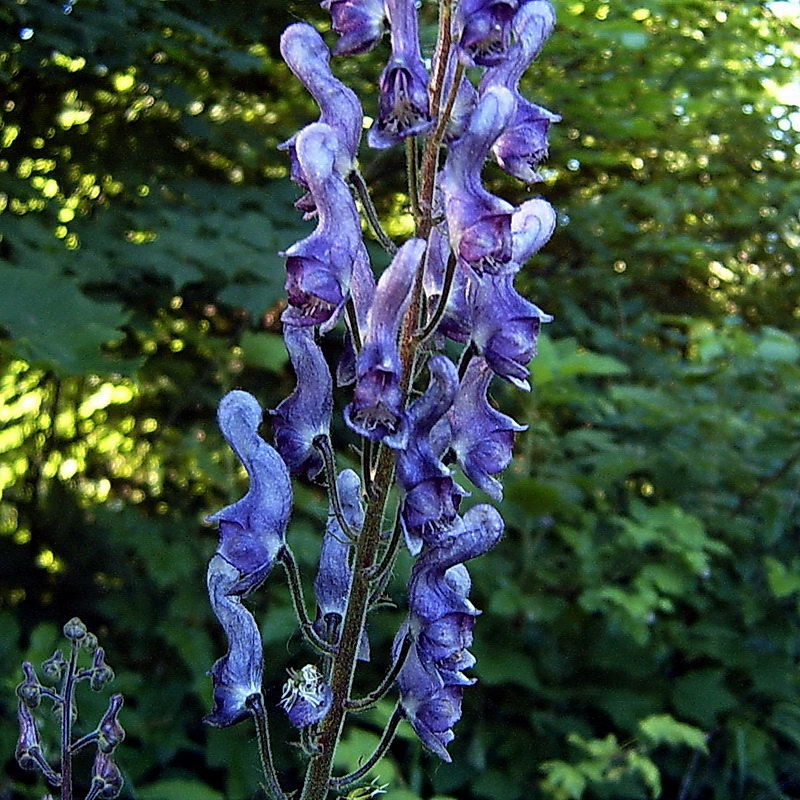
xmin=204 ymin=1 xmax=558 ymax=796
xmin=14 ymin=619 xmax=125 ymax=800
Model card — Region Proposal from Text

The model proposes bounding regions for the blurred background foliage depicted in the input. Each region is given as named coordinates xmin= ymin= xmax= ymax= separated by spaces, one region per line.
xmin=0 ymin=0 xmax=799 ymax=798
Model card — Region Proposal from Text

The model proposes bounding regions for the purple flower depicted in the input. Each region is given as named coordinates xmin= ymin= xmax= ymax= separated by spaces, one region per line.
xmin=279 ymin=24 xmax=363 ymax=214
xmin=442 ymin=50 xmax=479 ymax=143
xmin=396 ymin=355 xmax=464 ymax=555
xmin=440 ymin=87 xmax=517 ymax=275
xmin=313 ymin=469 xmax=370 ymax=660
xmin=448 ymin=356 xmax=527 ymax=500
xmin=322 ymin=0 xmax=386 ymax=55
xmin=368 ymin=0 xmax=432 ymax=149
xmin=511 ymin=197 xmax=557 ymax=267
xmin=207 ymin=390 xmax=292 ymax=595
xmin=97 ymin=694 xmax=125 ymax=754
xmin=280 ymin=665 xmax=333 ymax=728
xmin=270 ymin=326 xmax=332 ymax=480
xmin=281 ymin=123 xmax=368 ymax=333
xmin=15 ymin=701 xmax=42 ymax=772
xmin=344 ymin=238 xmax=426 ymax=447
xmin=480 ymin=2 xmax=559 ymax=183
xmin=204 ymin=555 xmax=264 ymax=728
xmin=395 ymin=505 xmax=504 ymax=760
xmin=471 ymin=274 xmax=552 ymax=390
xmin=337 ymin=247 xmax=377 ymax=387
xmin=456 ymin=0 xmax=518 ymax=67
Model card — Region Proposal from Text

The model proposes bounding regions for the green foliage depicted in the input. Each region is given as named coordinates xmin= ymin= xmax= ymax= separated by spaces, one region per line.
xmin=1 ymin=0 xmax=799 ymax=799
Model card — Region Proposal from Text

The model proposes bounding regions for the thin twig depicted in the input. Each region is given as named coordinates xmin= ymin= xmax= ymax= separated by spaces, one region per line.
xmin=248 ymin=694 xmax=289 ymax=800
xmin=329 ymin=704 xmax=405 ymax=790
xmin=314 ymin=435 xmax=358 ymax=543
xmin=69 ymin=731 xmax=98 ymax=755
xmin=416 ymin=252 xmax=457 ymax=343
xmin=350 ymin=170 xmax=397 ymax=254
xmin=365 ymin=507 xmax=403 ymax=587
xmin=278 ymin=547 xmax=338 ymax=656
xmin=345 ymin=298 xmax=363 ymax=354
xmin=346 ymin=635 xmax=412 ymax=711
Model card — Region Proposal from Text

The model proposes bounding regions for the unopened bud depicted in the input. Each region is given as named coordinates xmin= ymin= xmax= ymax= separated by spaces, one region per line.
xmin=16 ymin=662 xmax=42 ymax=709
xmin=90 ymin=647 xmax=115 ymax=691
xmin=97 ymin=694 xmax=125 ymax=754
xmin=82 ymin=632 xmax=99 ymax=651
xmin=41 ymin=650 xmax=67 ymax=682
xmin=89 ymin=751 xmax=124 ymax=799
xmin=63 ymin=617 xmax=87 ymax=641
xmin=15 ymin=701 xmax=42 ymax=771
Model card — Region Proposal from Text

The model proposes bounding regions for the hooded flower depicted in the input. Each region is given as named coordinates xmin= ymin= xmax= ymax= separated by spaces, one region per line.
xmin=440 ymin=87 xmax=517 ymax=275
xmin=88 ymin=751 xmax=124 ymax=799
xmin=395 ymin=505 xmax=504 ymax=760
xmin=471 ymin=274 xmax=552 ymax=390
xmin=448 ymin=357 xmax=527 ymax=500
xmin=15 ymin=701 xmax=43 ymax=772
xmin=207 ymin=390 xmax=292 ymax=595
xmin=279 ymin=24 xmax=363 ymax=214
xmin=480 ymin=1 xmax=559 ymax=183
xmin=204 ymin=555 xmax=264 ymax=728
xmin=322 ymin=0 xmax=386 ymax=55
xmin=368 ymin=0 xmax=432 ymax=148
xmin=511 ymin=197 xmax=557 ymax=268
xmin=344 ymin=238 xmax=426 ymax=447
xmin=456 ymin=0 xmax=518 ymax=67
xmin=313 ymin=469 xmax=370 ymax=660
xmin=281 ymin=123 xmax=368 ymax=333
xmin=270 ymin=326 xmax=332 ymax=480
xmin=280 ymin=665 xmax=333 ymax=728
xmin=396 ymin=355 xmax=464 ymax=555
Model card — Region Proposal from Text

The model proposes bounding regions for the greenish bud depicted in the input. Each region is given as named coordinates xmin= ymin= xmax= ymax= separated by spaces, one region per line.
xmin=16 ymin=662 xmax=42 ymax=709
xmin=82 ymin=632 xmax=99 ymax=651
xmin=41 ymin=650 xmax=67 ymax=681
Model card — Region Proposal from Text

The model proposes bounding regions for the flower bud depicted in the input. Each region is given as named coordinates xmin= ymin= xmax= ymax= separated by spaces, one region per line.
xmin=41 ymin=650 xmax=67 ymax=682
xmin=15 ymin=701 xmax=43 ymax=771
xmin=16 ymin=662 xmax=42 ymax=709
xmin=82 ymin=632 xmax=99 ymax=651
xmin=97 ymin=694 xmax=125 ymax=754
xmin=90 ymin=648 xmax=115 ymax=691
xmin=63 ymin=617 xmax=87 ymax=641
xmin=88 ymin=751 xmax=124 ymax=799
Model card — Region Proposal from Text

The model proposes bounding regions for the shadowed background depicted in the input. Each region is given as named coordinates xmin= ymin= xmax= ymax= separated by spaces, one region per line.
xmin=1 ymin=0 xmax=799 ymax=798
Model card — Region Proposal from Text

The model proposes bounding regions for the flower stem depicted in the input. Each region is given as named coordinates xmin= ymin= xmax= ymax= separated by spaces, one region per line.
xmin=60 ymin=641 xmax=79 ymax=800
xmin=278 ymin=547 xmax=338 ymax=656
xmin=406 ymin=137 xmax=420 ymax=222
xmin=350 ymin=170 xmax=397 ymax=254
xmin=314 ymin=435 xmax=358 ymax=543
xmin=346 ymin=635 xmax=411 ymax=711
xmin=329 ymin=704 xmax=404 ymax=790
xmin=416 ymin=252 xmax=457 ymax=342
xmin=247 ymin=694 xmax=288 ymax=800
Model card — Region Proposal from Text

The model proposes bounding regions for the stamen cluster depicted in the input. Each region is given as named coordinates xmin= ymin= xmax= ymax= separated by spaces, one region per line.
xmin=203 ymin=1 xmax=558 ymax=797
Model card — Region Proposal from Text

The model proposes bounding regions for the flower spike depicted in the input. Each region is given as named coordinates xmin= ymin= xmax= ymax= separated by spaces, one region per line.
xmin=207 ymin=390 xmax=292 ymax=595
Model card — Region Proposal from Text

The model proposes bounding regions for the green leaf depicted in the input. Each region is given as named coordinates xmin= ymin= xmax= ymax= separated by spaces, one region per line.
xmin=639 ymin=713 xmax=709 ymax=753
xmin=137 ymin=779 xmax=224 ymax=800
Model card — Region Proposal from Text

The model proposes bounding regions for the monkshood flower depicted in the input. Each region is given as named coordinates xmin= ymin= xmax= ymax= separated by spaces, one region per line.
xmin=344 ymin=238 xmax=426 ymax=447
xmin=96 ymin=694 xmax=126 ymax=754
xmin=314 ymin=469 xmax=370 ymax=660
xmin=322 ymin=0 xmax=386 ymax=55
xmin=447 ymin=356 xmax=527 ymax=500
xmin=480 ymin=1 xmax=560 ymax=183
xmin=204 ymin=555 xmax=264 ymax=728
xmin=270 ymin=325 xmax=332 ymax=480
xmin=440 ymin=86 xmax=517 ymax=275
xmin=395 ymin=505 xmax=505 ymax=760
xmin=396 ymin=356 xmax=465 ymax=555
xmin=511 ymin=197 xmax=557 ymax=268
xmin=471 ymin=274 xmax=552 ymax=390
xmin=455 ymin=0 xmax=518 ymax=67
xmin=281 ymin=123 xmax=368 ymax=333
xmin=280 ymin=665 xmax=333 ymax=728
xmin=368 ymin=0 xmax=432 ymax=149
xmin=15 ymin=701 xmax=43 ymax=771
xmin=207 ymin=390 xmax=293 ymax=595
xmin=337 ymin=248 xmax=376 ymax=387
xmin=279 ymin=24 xmax=363 ymax=215
xmin=87 ymin=751 xmax=124 ymax=800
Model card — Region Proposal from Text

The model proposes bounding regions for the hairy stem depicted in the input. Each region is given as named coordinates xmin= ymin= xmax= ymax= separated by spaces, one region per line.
xmin=60 ymin=641 xmax=79 ymax=800
xmin=345 ymin=298 xmax=363 ymax=354
xmin=279 ymin=547 xmax=338 ymax=656
xmin=350 ymin=170 xmax=397 ymax=254
xmin=365 ymin=507 xmax=403 ymax=587
xmin=406 ymin=137 xmax=420 ymax=222
xmin=346 ymin=635 xmax=411 ymax=711
xmin=416 ymin=252 xmax=457 ymax=342
xmin=314 ymin=435 xmax=358 ymax=543
xmin=329 ymin=704 xmax=404 ymax=790
xmin=69 ymin=731 xmax=99 ymax=755
xmin=248 ymin=694 xmax=288 ymax=800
